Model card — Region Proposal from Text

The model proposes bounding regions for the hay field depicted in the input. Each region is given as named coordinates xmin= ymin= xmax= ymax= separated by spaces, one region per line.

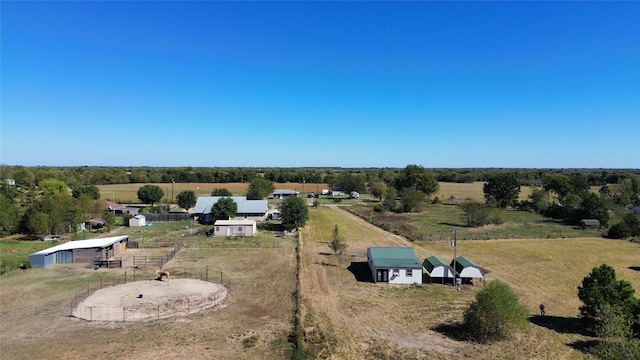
xmin=298 ymin=206 xmax=640 ymax=359
xmin=97 ymin=182 xmax=328 ymax=203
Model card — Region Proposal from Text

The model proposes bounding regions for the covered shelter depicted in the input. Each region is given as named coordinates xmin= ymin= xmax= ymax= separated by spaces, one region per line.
xmin=29 ymin=235 xmax=129 ymax=268
xmin=367 ymin=247 xmax=422 ymax=285
xmin=451 ymin=256 xmax=485 ymax=284
xmin=272 ymin=189 xmax=299 ymax=199
xmin=212 ymin=219 xmax=257 ymax=237
xmin=422 ymin=255 xmax=455 ymax=284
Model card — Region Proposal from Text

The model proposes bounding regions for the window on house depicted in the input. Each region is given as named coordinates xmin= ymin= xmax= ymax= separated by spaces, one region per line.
xmin=406 ymin=269 xmax=412 ymax=277
xmin=215 ymin=227 xmax=219 ymax=231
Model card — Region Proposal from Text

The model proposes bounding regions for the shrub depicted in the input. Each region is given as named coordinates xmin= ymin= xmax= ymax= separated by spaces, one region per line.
xmin=463 ymin=280 xmax=529 ymax=343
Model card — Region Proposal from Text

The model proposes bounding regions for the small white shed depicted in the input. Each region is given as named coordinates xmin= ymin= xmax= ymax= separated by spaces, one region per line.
xmin=129 ymin=214 xmax=146 ymax=227
xmin=422 ymin=255 xmax=455 ymax=284
xmin=213 ymin=219 xmax=257 ymax=237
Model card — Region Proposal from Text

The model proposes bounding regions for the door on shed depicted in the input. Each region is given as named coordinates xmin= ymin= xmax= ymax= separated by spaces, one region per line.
xmin=226 ymin=227 xmax=232 ymax=236
xmin=376 ymin=269 xmax=389 ymax=283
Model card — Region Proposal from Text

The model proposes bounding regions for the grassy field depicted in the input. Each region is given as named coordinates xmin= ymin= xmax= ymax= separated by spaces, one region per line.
xmin=2 ymin=181 xmax=639 ymax=359
xmin=97 ymin=182 xmax=329 ymax=203
xmin=0 ymin=223 xmax=297 ymax=360
xmin=299 ymin=207 xmax=640 ymax=359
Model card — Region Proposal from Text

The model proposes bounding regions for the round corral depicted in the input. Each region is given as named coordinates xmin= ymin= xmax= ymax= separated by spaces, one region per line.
xmin=72 ymin=279 xmax=227 ymax=322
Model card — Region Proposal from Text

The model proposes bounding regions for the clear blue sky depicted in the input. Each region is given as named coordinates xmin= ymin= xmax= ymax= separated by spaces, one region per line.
xmin=2 ymin=1 xmax=639 ymax=169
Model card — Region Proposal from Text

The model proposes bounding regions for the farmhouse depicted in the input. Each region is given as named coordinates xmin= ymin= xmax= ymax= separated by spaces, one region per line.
xmin=29 ymin=235 xmax=129 ymax=268
xmin=212 ymin=219 xmax=257 ymax=237
xmin=367 ymin=247 xmax=422 ymax=285
xmin=272 ymin=189 xmax=299 ymax=199
xmin=422 ymin=255 xmax=455 ymax=284
xmin=193 ymin=196 xmax=268 ymax=223
xmin=105 ymin=200 xmax=139 ymax=215
xmin=451 ymin=256 xmax=485 ymax=284
xmin=129 ymin=214 xmax=146 ymax=227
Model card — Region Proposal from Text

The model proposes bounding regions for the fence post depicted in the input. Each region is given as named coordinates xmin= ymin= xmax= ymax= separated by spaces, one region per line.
xmin=206 ymin=266 xmax=208 ymax=282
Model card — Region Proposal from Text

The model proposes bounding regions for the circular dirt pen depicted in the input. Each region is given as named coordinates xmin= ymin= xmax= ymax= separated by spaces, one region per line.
xmin=72 ymin=279 xmax=227 ymax=322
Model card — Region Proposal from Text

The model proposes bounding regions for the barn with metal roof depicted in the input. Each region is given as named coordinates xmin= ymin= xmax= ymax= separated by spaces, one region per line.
xmin=29 ymin=235 xmax=129 ymax=268
xmin=422 ymin=255 xmax=455 ymax=284
xmin=193 ymin=196 xmax=268 ymax=223
xmin=451 ymin=256 xmax=485 ymax=283
xmin=367 ymin=247 xmax=422 ymax=285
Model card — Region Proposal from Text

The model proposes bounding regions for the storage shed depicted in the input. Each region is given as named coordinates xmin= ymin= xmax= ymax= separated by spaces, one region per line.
xmin=422 ymin=255 xmax=455 ymax=284
xmin=367 ymin=247 xmax=422 ymax=285
xmin=272 ymin=189 xmax=299 ymax=199
xmin=213 ymin=219 xmax=257 ymax=237
xmin=29 ymin=235 xmax=129 ymax=268
xmin=451 ymin=256 xmax=485 ymax=283
xmin=129 ymin=214 xmax=146 ymax=227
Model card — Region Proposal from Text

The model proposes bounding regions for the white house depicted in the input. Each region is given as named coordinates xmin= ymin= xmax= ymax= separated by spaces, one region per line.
xmin=213 ymin=219 xmax=257 ymax=237
xmin=367 ymin=247 xmax=422 ymax=285
xmin=129 ymin=214 xmax=146 ymax=227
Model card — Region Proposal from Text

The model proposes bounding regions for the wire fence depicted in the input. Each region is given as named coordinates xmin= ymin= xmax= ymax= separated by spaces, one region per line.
xmin=62 ymin=266 xmax=230 ymax=321
xmin=70 ymin=288 xmax=227 ymax=322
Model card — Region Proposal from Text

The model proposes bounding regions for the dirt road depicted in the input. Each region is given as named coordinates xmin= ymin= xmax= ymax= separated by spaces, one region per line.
xmin=326 ymin=205 xmax=411 ymax=247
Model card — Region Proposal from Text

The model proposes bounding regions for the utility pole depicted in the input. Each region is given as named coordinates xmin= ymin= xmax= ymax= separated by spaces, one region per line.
xmin=451 ymin=230 xmax=458 ymax=290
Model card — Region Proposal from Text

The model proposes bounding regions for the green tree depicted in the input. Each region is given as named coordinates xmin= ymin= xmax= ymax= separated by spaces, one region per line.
xmin=103 ymin=211 xmax=116 ymax=232
xmin=394 ymin=165 xmax=439 ymax=196
xmin=176 ymin=190 xmax=197 ymax=212
xmin=400 ymin=187 xmax=426 ymax=213
xmin=370 ymin=181 xmax=388 ymax=201
xmin=460 ymin=201 xmax=501 ymax=227
xmin=246 ymin=177 xmax=275 ymax=200
xmin=211 ymin=188 xmax=233 ymax=196
xmin=483 ymin=173 xmax=521 ymax=208
xmin=578 ymin=264 xmax=639 ymax=337
xmin=0 ymin=194 xmax=21 ymax=236
xmin=72 ymin=185 xmax=100 ymax=200
xmin=463 ymin=280 xmax=530 ymax=343
xmin=211 ymin=197 xmax=237 ymax=221
xmin=328 ymin=225 xmax=348 ymax=264
xmin=543 ymin=173 xmax=572 ymax=202
xmin=279 ymin=196 xmax=309 ymax=230
xmin=39 ymin=178 xmax=68 ymax=196
xmin=137 ymin=185 xmax=164 ymax=207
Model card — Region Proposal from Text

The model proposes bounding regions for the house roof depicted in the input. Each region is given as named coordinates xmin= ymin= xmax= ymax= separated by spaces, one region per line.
xmin=30 ymin=235 xmax=129 ymax=256
xmin=580 ymin=219 xmax=600 ymax=226
xmin=214 ymin=219 xmax=256 ymax=226
xmin=422 ymin=255 xmax=450 ymax=273
xmin=193 ymin=197 xmax=268 ymax=214
xmin=368 ymin=247 xmax=422 ymax=268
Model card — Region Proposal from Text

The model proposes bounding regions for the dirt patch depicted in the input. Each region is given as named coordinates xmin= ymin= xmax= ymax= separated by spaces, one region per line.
xmin=72 ymin=278 xmax=227 ymax=322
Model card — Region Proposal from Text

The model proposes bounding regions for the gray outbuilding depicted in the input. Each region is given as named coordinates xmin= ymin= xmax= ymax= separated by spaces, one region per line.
xmin=29 ymin=235 xmax=129 ymax=268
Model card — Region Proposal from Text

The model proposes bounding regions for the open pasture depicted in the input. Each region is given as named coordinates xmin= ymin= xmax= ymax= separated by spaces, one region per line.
xmin=299 ymin=206 xmax=640 ymax=359
xmin=97 ymin=182 xmax=328 ymax=203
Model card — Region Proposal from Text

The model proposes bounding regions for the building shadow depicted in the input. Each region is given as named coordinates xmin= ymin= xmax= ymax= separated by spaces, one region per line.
xmin=529 ymin=315 xmax=590 ymax=336
xmin=347 ymin=261 xmax=373 ymax=283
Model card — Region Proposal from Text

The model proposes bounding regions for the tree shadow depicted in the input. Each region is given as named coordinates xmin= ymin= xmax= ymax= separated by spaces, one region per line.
xmin=629 ymin=266 xmax=640 ymax=272
xmin=347 ymin=261 xmax=373 ymax=283
xmin=432 ymin=322 xmax=467 ymax=341
xmin=529 ymin=315 xmax=590 ymax=336
xmin=568 ymin=339 xmax=600 ymax=354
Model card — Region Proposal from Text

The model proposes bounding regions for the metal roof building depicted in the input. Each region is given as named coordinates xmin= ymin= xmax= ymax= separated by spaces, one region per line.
xmin=422 ymin=255 xmax=455 ymax=284
xmin=193 ymin=196 xmax=268 ymax=222
xmin=367 ymin=247 xmax=422 ymax=285
xmin=451 ymin=256 xmax=485 ymax=280
xmin=29 ymin=235 xmax=129 ymax=268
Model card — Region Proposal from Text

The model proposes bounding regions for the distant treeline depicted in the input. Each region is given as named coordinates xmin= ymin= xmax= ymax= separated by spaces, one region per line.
xmin=1 ymin=165 xmax=638 ymax=188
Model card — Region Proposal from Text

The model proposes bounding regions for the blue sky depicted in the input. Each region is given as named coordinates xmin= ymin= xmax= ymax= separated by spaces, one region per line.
xmin=2 ymin=1 xmax=639 ymax=168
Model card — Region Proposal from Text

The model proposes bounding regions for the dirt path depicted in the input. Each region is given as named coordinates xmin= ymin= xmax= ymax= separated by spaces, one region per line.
xmin=326 ymin=205 xmax=410 ymax=247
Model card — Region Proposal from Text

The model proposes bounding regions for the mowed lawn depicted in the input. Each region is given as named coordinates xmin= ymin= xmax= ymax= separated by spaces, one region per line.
xmin=299 ymin=206 xmax=640 ymax=359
